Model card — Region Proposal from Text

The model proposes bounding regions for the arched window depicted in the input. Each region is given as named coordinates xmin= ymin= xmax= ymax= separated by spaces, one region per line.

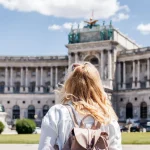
xmin=43 ymin=105 xmax=49 ymax=117
xmin=84 ymin=55 xmax=99 ymax=65
xmin=0 ymin=82 xmax=5 ymax=93
xmin=126 ymin=102 xmax=133 ymax=119
xmin=13 ymin=105 xmax=20 ymax=119
xmin=28 ymin=105 xmax=35 ymax=119
xmin=141 ymin=102 xmax=147 ymax=119
xmin=90 ymin=57 xmax=99 ymax=65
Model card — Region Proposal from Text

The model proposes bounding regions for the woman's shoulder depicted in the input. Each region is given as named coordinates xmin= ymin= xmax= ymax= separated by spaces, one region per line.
xmin=45 ymin=104 xmax=71 ymax=121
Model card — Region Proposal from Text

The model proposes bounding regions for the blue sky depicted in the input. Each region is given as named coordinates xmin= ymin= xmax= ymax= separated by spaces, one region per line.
xmin=0 ymin=0 xmax=150 ymax=56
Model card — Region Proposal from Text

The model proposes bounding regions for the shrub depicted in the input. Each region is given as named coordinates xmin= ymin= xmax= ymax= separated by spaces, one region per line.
xmin=0 ymin=121 xmax=5 ymax=134
xmin=16 ymin=119 xmax=36 ymax=134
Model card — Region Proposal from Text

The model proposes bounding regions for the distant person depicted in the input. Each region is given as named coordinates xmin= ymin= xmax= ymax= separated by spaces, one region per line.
xmin=38 ymin=62 xmax=122 ymax=150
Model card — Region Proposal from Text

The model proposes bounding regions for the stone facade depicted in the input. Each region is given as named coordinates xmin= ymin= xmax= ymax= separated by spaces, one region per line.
xmin=0 ymin=24 xmax=149 ymax=125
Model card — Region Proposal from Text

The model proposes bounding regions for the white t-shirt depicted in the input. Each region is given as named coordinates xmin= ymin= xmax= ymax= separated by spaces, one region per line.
xmin=38 ymin=104 xmax=122 ymax=150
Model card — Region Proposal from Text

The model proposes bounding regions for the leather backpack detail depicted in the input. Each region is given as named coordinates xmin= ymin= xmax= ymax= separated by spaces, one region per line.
xmin=54 ymin=105 xmax=109 ymax=150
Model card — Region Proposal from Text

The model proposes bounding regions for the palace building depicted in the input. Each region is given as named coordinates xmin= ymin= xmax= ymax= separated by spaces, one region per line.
xmin=0 ymin=20 xmax=150 ymax=126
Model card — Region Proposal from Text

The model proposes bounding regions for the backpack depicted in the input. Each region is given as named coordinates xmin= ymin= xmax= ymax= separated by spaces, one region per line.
xmin=54 ymin=105 xmax=109 ymax=150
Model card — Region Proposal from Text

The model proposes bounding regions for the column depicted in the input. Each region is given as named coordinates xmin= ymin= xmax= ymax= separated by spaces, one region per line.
xmin=4 ymin=67 xmax=8 ymax=93
xmin=65 ymin=67 xmax=68 ymax=76
xmin=137 ymin=60 xmax=140 ymax=88
xmin=123 ymin=62 xmax=126 ymax=89
xmin=132 ymin=61 xmax=135 ymax=89
xmin=108 ymin=50 xmax=112 ymax=80
xmin=25 ymin=67 xmax=29 ymax=92
xmin=40 ymin=67 xmax=44 ymax=93
xmin=55 ymin=67 xmax=58 ymax=88
xmin=147 ymin=58 xmax=150 ymax=88
xmin=118 ymin=62 xmax=121 ymax=90
xmin=50 ymin=67 xmax=53 ymax=92
xmin=20 ymin=67 xmax=24 ymax=92
xmin=100 ymin=50 xmax=104 ymax=79
xmin=75 ymin=52 xmax=78 ymax=63
xmin=35 ymin=67 xmax=39 ymax=92
xmin=10 ymin=67 xmax=13 ymax=92
xmin=68 ymin=53 xmax=72 ymax=66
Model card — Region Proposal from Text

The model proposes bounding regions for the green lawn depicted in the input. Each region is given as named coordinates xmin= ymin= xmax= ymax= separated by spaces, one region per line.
xmin=0 ymin=133 xmax=150 ymax=144
xmin=122 ymin=132 xmax=150 ymax=144
xmin=0 ymin=134 xmax=40 ymax=144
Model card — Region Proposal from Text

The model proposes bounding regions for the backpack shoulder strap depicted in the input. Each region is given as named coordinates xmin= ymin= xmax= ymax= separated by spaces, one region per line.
xmin=64 ymin=104 xmax=79 ymax=127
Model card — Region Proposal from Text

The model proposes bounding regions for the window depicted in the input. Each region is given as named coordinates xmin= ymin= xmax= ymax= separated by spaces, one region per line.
xmin=135 ymin=98 xmax=137 ymax=101
xmin=43 ymin=105 xmax=49 ymax=117
xmin=29 ymin=82 xmax=35 ymax=93
xmin=14 ymin=82 xmax=20 ymax=93
xmin=126 ymin=103 xmax=133 ymax=119
xmin=44 ymin=82 xmax=50 ymax=93
xmin=31 ymin=71 xmax=36 ymax=77
xmin=38 ymin=101 xmax=40 ymax=104
xmin=16 ymin=71 xmax=20 ymax=77
xmin=0 ymin=82 xmax=5 ymax=93
xmin=90 ymin=57 xmax=99 ymax=65
xmin=12 ymin=105 xmax=20 ymax=119
xmin=47 ymin=71 xmax=50 ymax=77
xmin=140 ymin=102 xmax=147 ymax=119
xmin=0 ymin=71 xmax=5 ymax=77
xmin=28 ymin=105 xmax=35 ymax=119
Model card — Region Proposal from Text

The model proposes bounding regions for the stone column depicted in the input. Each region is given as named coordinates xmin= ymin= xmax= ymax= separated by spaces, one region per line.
xmin=40 ymin=67 xmax=44 ymax=93
xmin=68 ymin=53 xmax=72 ymax=66
xmin=147 ymin=58 xmax=150 ymax=88
xmin=50 ymin=67 xmax=53 ymax=92
xmin=75 ymin=52 xmax=78 ymax=63
xmin=100 ymin=50 xmax=104 ymax=79
xmin=123 ymin=62 xmax=126 ymax=89
xmin=132 ymin=61 xmax=135 ymax=89
xmin=137 ymin=60 xmax=140 ymax=88
xmin=4 ymin=67 xmax=8 ymax=93
xmin=25 ymin=67 xmax=29 ymax=92
xmin=65 ymin=67 xmax=68 ymax=76
xmin=108 ymin=50 xmax=112 ymax=80
xmin=10 ymin=67 xmax=13 ymax=93
xmin=20 ymin=67 xmax=24 ymax=92
xmin=118 ymin=62 xmax=121 ymax=90
xmin=55 ymin=67 xmax=58 ymax=88
xmin=35 ymin=67 xmax=39 ymax=92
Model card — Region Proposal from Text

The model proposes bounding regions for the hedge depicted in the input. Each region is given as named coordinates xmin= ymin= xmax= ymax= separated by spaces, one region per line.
xmin=16 ymin=119 xmax=36 ymax=134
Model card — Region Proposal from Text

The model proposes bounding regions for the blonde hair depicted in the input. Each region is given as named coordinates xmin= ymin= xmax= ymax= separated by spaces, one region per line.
xmin=58 ymin=62 xmax=118 ymax=124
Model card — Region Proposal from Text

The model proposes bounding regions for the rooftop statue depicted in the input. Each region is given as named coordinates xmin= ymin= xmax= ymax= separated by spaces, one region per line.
xmin=84 ymin=18 xmax=99 ymax=29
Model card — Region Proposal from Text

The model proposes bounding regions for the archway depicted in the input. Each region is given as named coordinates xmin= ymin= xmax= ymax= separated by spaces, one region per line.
xmin=126 ymin=102 xmax=133 ymax=119
xmin=12 ymin=105 xmax=20 ymax=119
xmin=140 ymin=102 xmax=147 ymax=119
xmin=28 ymin=105 xmax=35 ymax=119
xmin=84 ymin=55 xmax=99 ymax=65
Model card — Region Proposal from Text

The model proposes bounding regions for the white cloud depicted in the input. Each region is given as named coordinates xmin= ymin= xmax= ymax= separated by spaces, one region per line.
xmin=112 ymin=13 xmax=129 ymax=22
xmin=48 ymin=21 xmax=85 ymax=31
xmin=48 ymin=24 xmax=61 ymax=30
xmin=137 ymin=23 xmax=150 ymax=35
xmin=0 ymin=0 xmax=129 ymax=19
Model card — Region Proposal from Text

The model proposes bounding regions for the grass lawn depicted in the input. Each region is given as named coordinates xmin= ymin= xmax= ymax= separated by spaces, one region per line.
xmin=122 ymin=132 xmax=150 ymax=144
xmin=0 ymin=134 xmax=40 ymax=144
xmin=0 ymin=133 xmax=150 ymax=144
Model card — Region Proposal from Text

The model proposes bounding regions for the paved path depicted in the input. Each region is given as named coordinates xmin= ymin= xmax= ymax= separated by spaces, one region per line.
xmin=0 ymin=144 xmax=150 ymax=150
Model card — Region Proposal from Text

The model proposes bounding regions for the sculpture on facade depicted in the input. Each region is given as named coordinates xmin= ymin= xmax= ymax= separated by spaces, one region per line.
xmin=0 ymin=104 xmax=5 ymax=112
